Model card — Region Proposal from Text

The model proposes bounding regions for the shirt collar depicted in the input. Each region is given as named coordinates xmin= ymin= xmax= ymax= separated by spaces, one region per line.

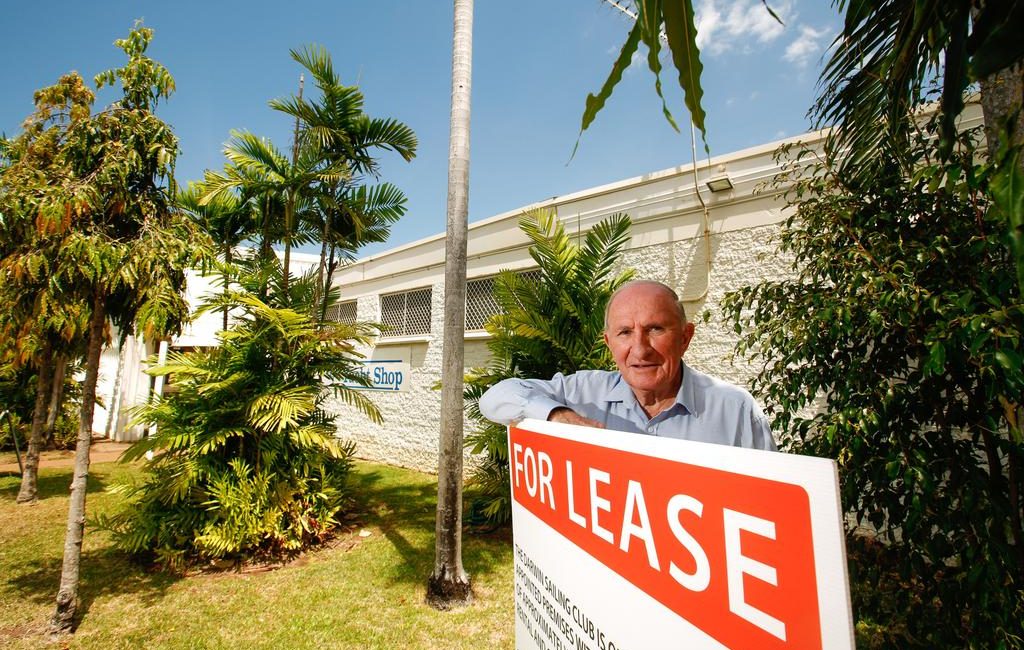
xmin=678 ymin=362 xmax=696 ymax=416
xmin=608 ymin=362 xmax=696 ymax=416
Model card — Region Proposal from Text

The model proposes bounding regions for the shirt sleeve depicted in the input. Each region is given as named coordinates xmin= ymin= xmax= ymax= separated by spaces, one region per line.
xmin=748 ymin=403 xmax=778 ymax=451
xmin=478 ymin=375 xmax=574 ymax=425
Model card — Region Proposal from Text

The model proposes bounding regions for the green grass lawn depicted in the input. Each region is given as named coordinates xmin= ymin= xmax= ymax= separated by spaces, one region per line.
xmin=0 ymin=458 xmax=514 ymax=649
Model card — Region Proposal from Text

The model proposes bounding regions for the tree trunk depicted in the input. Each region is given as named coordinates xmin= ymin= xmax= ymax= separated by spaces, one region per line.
xmin=978 ymin=61 xmax=1024 ymax=158
xmin=316 ymin=224 xmax=329 ymax=319
xmin=427 ymin=0 xmax=473 ymax=610
xmin=978 ymin=59 xmax=1024 ymax=292
xmin=282 ymin=226 xmax=292 ymax=301
xmin=223 ymin=237 xmax=232 ymax=331
xmin=104 ymin=329 xmax=129 ymax=439
xmin=50 ymin=293 xmax=105 ymax=635
xmin=281 ymin=74 xmax=304 ymax=304
xmin=44 ymin=355 xmax=67 ymax=447
xmin=16 ymin=343 xmax=54 ymax=504
xmin=321 ymin=240 xmax=337 ymax=323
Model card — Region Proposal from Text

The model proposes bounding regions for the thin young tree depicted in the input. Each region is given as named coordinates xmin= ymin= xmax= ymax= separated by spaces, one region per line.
xmin=427 ymin=0 xmax=474 ymax=609
xmin=43 ymin=26 xmax=211 ymax=634
xmin=0 ymin=73 xmax=94 ymax=505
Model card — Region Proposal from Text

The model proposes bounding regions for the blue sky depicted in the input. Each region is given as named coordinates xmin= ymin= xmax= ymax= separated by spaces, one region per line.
xmin=1 ymin=1 xmax=838 ymax=257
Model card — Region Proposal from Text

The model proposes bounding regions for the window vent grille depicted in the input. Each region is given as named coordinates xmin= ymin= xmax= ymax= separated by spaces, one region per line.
xmin=465 ymin=277 xmax=498 ymax=331
xmin=465 ymin=269 xmax=542 ymax=331
xmin=324 ymin=300 xmax=357 ymax=324
xmin=380 ymin=288 xmax=432 ymax=337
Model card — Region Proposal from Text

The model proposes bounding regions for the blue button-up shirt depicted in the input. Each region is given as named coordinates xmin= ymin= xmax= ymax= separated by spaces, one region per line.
xmin=479 ymin=363 xmax=776 ymax=451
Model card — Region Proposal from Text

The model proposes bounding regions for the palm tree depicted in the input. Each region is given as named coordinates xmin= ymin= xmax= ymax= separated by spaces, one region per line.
xmin=465 ymin=210 xmax=634 ymax=526
xmin=270 ymin=45 xmax=417 ymax=311
xmin=98 ymin=265 xmax=382 ymax=566
xmin=427 ymin=0 xmax=474 ymax=609
xmin=178 ymin=183 xmax=255 ymax=329
xmin=813 ymin=0 xmax=1023 ymax=175
xmin=313 ymin=182 xmax=408 ymax=320
xmin=200 ymin=131 xmax=346 ymax=300
xmin=809 ymin=1 xmax=1024 ymax=289
xmin=577 ymin=0 xmax=715 ymax=156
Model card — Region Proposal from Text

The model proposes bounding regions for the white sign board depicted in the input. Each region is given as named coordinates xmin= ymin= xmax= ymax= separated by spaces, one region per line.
xmin=509 ymin=419 xmax=853 ymax=650
xmin=339 ymin=360 xmax=410 ymax=392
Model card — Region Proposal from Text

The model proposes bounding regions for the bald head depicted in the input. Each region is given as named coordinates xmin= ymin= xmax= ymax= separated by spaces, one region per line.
xmin=604 ymin=280 xmax=687 ymax=332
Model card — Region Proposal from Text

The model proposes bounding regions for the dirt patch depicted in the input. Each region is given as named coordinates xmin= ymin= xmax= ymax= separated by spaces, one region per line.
xmin=0 ymin=437 xmax=133 ymax=474
xmin=0 ymin=621 xmax=44 ymax=641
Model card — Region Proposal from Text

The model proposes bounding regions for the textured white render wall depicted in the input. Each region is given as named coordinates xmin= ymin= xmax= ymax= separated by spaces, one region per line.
xmin=326 ymin=284 xmax=500 ymax=471
xmin=327 ymin=221 xmax=789 ymax=472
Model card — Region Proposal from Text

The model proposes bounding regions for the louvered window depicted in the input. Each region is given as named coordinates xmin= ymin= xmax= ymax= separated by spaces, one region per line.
xmin=380 ymin=288 xmax=432 ymax=337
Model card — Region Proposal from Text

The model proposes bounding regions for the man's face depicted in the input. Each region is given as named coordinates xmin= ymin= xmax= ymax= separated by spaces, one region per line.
xmin=603 ymin=284 xmax=695 ymax=401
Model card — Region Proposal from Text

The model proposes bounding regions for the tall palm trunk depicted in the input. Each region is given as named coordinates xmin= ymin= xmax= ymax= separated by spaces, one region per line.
xmin=427 ymin=0 xmax=473 ymax=609
xmin=260 ymin=195 xmax=274 ymax=271
xmin=223 ymin=232 xmax=233 ymax=331
xmin=282 ymin=203 xmax=293 ymax=301
xmin=50 ymin=292 xmax=106 ymax=635
xmin=281 ymin=74 xmax=305 ymax=303
xmin=16 ymin=343 xmax=54 ymax=504
xmin=316 ymin=213 xmax=330 ymax=320
xmin=321 ymin=239 xmax=338 ymax=322
xmin=972 ymin=2 xmax=1023 ymax=163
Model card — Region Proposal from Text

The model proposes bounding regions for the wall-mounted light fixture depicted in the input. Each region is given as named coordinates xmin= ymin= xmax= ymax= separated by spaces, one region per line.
xmin=705 ymin=173 xmax=734 ymax=193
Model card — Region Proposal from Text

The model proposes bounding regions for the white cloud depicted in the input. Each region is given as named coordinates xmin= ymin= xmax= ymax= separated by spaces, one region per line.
xmin=783 ymin=24 xmax=832 ymax=68
xmin=696 ymin=0 xmax=790 ymax=55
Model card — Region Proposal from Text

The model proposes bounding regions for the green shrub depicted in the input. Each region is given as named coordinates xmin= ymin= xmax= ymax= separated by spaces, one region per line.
xmin=464 ymin=209 xmax=633 ymax=527
xmin=0 ymin=358 xmax=82 ymax=451
xmin=97 ymin=264 xmax=380 ymax=567
xmin=722 ymin=117 xmax=1024 ymax=648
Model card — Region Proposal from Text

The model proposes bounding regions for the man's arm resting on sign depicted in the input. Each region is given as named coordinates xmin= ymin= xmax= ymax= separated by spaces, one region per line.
xmin=479 ymin=375 xmax=604 ymax=428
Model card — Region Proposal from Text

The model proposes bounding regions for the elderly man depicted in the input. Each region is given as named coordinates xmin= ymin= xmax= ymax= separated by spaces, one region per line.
xmin=479 ymin=280 xmax=776 ymax=450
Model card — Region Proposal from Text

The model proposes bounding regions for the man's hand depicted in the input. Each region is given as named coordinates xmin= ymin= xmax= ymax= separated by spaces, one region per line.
xmin=547 ymin=407 xmax=604 ymax=428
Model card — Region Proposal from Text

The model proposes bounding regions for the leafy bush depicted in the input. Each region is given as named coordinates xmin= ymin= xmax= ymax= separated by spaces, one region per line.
xmin=0 ymin=364 xmax=31 ymax=452
xmin=98 ymin=265 xmax=381 ymax=568
xmin=0 ymin=359 xmax=82 ymax=451
xmin=464 ymin=209 xmax=633 ymax=527
xmin=722 ymin=119 xmax=1024 ymax=647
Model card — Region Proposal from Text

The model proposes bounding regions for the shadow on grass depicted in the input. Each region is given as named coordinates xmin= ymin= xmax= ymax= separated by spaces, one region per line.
xmin=3 ymin=545 xmax=179 ymax=631
xmin=349 ymin=465 xmax=512 ymax=588
xmin=1 ymin=464 xmax=181 ymax=632
xmin=0 ymin=469 xmax=109 ymax=502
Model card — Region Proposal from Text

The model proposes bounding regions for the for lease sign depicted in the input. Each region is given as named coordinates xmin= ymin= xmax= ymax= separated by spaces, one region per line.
xmin=510 ymin=419 xmax=853 ymax=650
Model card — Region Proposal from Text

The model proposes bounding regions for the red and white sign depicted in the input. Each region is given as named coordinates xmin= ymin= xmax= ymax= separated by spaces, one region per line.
xmin=510 ymin=419 xmax=853 ymax=650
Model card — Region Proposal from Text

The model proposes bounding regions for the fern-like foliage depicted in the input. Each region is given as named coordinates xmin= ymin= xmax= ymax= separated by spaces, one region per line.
xmin=96 ymin=262 xmax=375 ymax=567
xmin=464 ymin=209 xmax=633 ymax=527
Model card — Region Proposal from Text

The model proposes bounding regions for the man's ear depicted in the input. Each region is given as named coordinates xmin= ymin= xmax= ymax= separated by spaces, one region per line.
xmin=680 ymin=322 xmax=696 ymax=354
